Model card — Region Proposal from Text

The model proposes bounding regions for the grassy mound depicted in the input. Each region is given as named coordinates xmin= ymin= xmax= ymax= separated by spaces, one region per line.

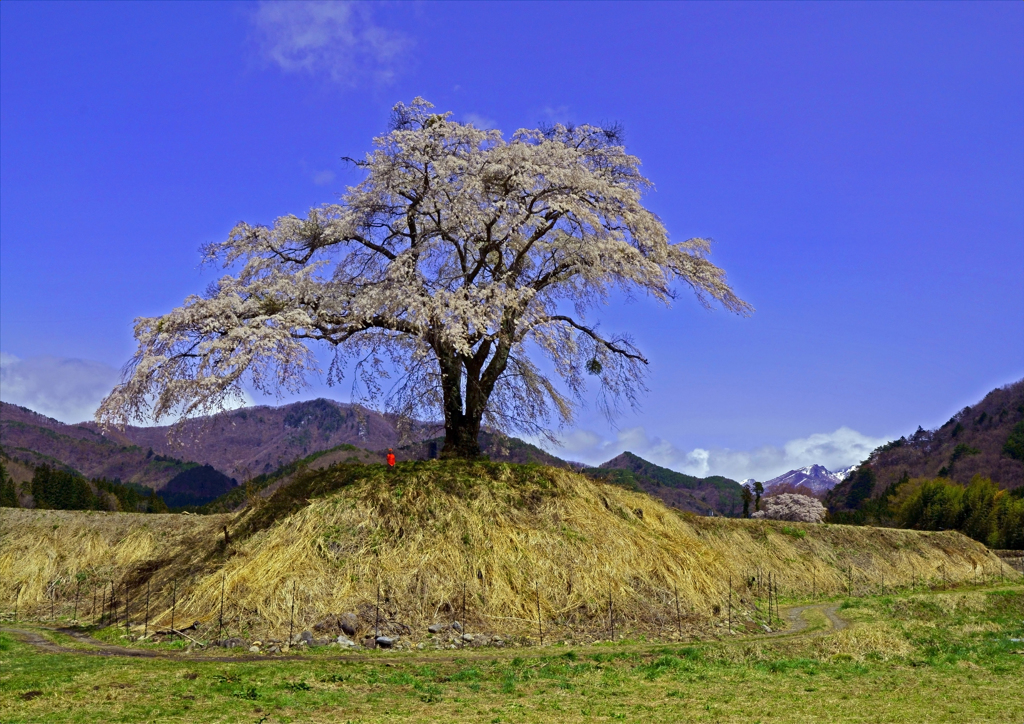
xmin=1 ymin=461 xmax=1013 ymax=642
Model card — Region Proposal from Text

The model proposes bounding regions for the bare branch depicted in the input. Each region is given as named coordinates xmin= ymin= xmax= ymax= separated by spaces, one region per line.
xmin=531 ymin=315 xmax=648 ymax=364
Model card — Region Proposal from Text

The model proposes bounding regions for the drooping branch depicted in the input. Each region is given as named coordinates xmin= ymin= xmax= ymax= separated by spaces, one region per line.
xmin=98 ymin=97 xmax=751 ymax=458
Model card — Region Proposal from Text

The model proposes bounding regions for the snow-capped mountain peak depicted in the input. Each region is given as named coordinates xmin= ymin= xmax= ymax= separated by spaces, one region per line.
xmin=762 ymin=464 xmax=856 ymax=496
xmin=832 ymin=465 xmax=857 ymax=481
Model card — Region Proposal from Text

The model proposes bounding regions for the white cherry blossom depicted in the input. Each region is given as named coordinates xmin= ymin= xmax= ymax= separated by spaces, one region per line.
xmin=98 ymin=98 xmax=751 ymax=458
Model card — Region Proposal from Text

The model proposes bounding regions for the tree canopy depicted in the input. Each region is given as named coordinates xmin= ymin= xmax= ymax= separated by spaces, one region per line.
xmin=99 ymin=98 xmax=751 ymax=458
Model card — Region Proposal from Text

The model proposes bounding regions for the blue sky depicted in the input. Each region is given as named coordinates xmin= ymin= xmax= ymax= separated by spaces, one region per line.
xmin=2 ymin=1 xmax=1022 ymax=481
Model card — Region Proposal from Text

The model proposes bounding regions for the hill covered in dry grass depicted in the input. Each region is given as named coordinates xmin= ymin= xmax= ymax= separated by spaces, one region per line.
xmin=1 ymin=460 xmax=1008 ymax=644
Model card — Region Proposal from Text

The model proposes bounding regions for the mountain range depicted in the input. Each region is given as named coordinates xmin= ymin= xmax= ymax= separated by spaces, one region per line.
xmin=7 ymin=381 xmax=1020 ymax=517
xmin=0 ymin=402 xmax=222 ymax=493
xmin=0 ymin=399 xmax=745 ymax=516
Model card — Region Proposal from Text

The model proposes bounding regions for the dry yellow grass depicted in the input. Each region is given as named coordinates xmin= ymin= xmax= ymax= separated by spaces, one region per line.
xmin=815 ymin=621 xmax=913 ymax=661
xmin=0 ymin=461 xmax=1013 ymax=640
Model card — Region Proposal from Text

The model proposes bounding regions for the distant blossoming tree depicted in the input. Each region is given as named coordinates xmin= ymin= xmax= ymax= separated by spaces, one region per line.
xmin=751 ymin=494 xmax=827 ymax=524
xmin=98 ymin=98 xmax=751 ymax=459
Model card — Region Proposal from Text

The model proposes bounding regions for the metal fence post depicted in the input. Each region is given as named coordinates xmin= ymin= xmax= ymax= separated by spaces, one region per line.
xmin=675 ymin=584 xmax=681 ymax=638
xmin=373 ymin=581 xmax=380 ymax=649
xmin=608 ymin=587 xmax=615 ymax=641
xmin=218 ymin=574 xmax=225 ymax=640
xmin=289 ymin=581 xmax=296 ymax=647
xmin=536 ymin=581 xmax=543 ymax=646
xmin=728 ymin=575 xmax=732 ymax=633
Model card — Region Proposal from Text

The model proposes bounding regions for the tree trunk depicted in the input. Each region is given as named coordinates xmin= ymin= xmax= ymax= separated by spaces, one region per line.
xmin=437 ymin=348 xmax=483 ymax=459
xmin=441 ymin=413 xmax=483 ymax=459
xmin=436 ymin=329 xmax=512 ymax=460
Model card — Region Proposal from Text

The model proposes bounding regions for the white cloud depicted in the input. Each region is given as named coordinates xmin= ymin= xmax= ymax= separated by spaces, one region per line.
xmin=462 ymin=112 xmax=497 ymax=130
xmin=0 ymin=353 xmax=255 ymax=426
xmin=252 ymin=1 xmax=410 ymax=86
xmin=540 ymin=105 xmax=571 ymax=125
xmin=542 ymin=424 xmax=888 ymax=482
xmin=0 ymin=353 xmax=120 ymax=424
xmin=780 ymin=428 xmax=884 ymax=472
xmin=312 ymin=169 xmax=336 ymax=185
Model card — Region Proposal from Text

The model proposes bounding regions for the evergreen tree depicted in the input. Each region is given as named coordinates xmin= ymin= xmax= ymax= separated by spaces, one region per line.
xmin=741 ymin=484 xmax=753 ymax=518
xmin=146 ymin=487 xmax=169 ymax=513
xmin=0 ymin=459 xmax=18 ymax=507
xmin=1003 ymin=420 xmax=1024 ymax=461
xmin=32 ymin=465 xmax=99 ymax=510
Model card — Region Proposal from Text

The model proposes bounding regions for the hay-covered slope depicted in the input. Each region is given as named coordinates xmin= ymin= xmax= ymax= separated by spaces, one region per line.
xmin=1 ymin=462 xmax=1010 ymax=640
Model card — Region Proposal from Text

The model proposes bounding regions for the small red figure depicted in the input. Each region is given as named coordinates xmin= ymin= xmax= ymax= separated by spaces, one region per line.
xmin=386 ymin=449 xmax=396 ymax=468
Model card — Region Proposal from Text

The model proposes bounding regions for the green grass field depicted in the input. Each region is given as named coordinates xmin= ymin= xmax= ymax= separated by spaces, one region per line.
xmin=2 ymin=584 xmax=1022 ymax=723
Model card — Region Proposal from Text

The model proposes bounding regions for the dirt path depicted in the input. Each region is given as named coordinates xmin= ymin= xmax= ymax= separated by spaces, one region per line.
xmin=0 ymin=627 xmax=289 ymax=664
xmin=758 ymin=603 xmax=848 ymax=640
xmin=1 ymin=603 xmax=848 ymax=665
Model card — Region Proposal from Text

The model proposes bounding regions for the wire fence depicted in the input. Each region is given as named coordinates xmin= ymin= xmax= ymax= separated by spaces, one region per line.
xmin=4 ymin=558 xmax=1019 ymax=651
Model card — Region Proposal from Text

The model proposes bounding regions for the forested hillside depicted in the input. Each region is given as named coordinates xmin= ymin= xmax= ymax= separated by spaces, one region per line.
xmin=588 ymin=451 xmax=744 ymax=516
xmin=0 ymin=399 xmax=437 ymax=487
xmin=824 ymin=380 xmax=1024 ymax=550
xmin=0 ymin=403 xmax=208 ymax=490
xmin=89 ymin=398 xmax=437 ymax=478
xmin=4 ymin=400 xmax=758 ymax=520
xmin=0 ymin=455 xmax=168 ymax=513
xmin=828 ymin=380 xmax=1024 ymax=512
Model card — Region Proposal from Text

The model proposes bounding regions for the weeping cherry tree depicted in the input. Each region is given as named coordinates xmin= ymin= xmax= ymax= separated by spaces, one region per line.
xmin=98 ymin=98 xmax=751 ymax=459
